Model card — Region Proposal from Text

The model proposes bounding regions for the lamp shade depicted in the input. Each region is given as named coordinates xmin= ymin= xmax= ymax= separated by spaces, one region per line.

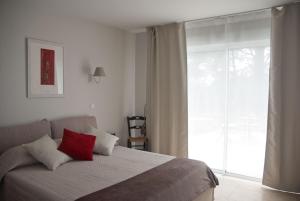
xmin=93 ymin=67 xmax=106 ymax=77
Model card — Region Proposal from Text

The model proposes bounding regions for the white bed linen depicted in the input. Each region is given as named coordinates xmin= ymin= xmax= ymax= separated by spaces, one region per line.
xmin=1 ymin=146 xmax=174 ymax=201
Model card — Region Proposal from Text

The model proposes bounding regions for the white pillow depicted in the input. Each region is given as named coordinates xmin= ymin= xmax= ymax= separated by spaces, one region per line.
xmin=23 ymin=135 xmax=72 ymax=170
xmin=87 ymin=127 xmax=119 ymax=156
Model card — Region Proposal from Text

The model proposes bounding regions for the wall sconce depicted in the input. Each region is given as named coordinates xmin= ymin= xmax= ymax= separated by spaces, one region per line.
xmin=93 ymin=67 xmax=106 ymax=83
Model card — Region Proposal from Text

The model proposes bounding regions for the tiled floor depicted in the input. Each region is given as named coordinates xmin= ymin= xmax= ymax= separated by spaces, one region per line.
xmin=215 ymin=176 xmax=300 ymax=201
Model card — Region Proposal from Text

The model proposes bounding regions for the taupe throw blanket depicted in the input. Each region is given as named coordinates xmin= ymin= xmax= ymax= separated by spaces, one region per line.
xmin=76 ymin=158 xmax=219 ymax=201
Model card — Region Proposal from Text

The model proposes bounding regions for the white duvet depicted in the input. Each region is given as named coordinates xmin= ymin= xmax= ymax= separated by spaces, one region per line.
xmin=0 ymin=146 xmax=174 ymax=201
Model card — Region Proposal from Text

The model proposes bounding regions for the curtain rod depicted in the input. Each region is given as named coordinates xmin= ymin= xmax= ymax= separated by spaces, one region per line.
xmin=132 ymin=1 xmax=299 ymax=33
xmin=185 ymin=1 xmax=300 ymax=23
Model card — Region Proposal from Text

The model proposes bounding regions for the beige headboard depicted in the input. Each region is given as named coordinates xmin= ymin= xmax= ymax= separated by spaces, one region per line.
xmin=50 ymin=116 xmax=97 ymax=139
xmin=0 ymin=116 xmax=97 ymax=155
xmin=0 ymin=119 xmax=51 ymax=155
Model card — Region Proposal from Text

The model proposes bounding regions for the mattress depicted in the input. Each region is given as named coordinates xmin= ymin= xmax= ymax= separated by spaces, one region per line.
xmin=1 ymin=146 xmax=175 ymax=201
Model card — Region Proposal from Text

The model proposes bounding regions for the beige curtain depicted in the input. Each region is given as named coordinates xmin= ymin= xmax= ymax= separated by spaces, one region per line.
xmin=263 ymin=3 xmax=300 ymax=193
xmin=146 ymin=23 xmax=188 ymax=157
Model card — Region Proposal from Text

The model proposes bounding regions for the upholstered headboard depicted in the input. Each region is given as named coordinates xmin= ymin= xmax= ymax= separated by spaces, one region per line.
xmin=50 ymin=116 xmax=97 ymax=139
xmin=0 ymin=119 xmax=51 ymax=155
xmin=0 ymin=116 xmax=97 ymax=154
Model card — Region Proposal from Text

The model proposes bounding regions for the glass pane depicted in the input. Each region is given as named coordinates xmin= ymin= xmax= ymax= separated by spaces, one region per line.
xmin=188 ymin=50 xmax=226 ymax=170
xmin=226 ymin=46 xmax=269 ymax=178
xmin=187 ymin=10 xmax=270 ymax=179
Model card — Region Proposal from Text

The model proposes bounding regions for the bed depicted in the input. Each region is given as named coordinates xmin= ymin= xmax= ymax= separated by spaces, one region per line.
xmin=0 ymin=116 xmax=218 ymax=201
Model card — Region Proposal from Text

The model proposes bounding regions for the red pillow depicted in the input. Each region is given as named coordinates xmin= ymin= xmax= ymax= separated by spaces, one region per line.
xmin=58 ymin=129 xmax=96 ymax=160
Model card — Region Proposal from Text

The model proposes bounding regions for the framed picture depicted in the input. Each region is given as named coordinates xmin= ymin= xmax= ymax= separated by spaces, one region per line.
xmin=27 ymin=38 xmax=64 ymax=98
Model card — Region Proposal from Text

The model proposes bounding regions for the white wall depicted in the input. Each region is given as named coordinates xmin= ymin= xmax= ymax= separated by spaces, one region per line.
xmin=135 ymin=32 xmax=148 ymax=115
xmin=121 ymin=33 xmax=136 ymax=145
xmin=0 ymin=0 xmax=130 ymax=144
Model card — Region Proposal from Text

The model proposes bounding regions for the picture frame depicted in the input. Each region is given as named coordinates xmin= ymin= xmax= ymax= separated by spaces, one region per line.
xmin=27 ymin=38 xmax=64 ymax=98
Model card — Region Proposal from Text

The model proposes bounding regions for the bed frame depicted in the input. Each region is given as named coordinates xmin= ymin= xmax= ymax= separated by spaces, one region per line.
xmin=0 ymin=116 xmax=215 ymax=201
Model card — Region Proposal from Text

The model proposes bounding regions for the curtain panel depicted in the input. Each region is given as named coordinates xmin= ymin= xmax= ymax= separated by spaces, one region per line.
xmin=146 ymin=23 xmax=188 ymax=157
xmin=185 ymin=11 xmax=271 ymax=177
xmin=263 ymin=3 xmax=300 ymax=193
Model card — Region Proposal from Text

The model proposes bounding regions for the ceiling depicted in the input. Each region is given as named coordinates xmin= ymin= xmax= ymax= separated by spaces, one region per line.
xmin=21 ymin=0 xmax=294 ymax=31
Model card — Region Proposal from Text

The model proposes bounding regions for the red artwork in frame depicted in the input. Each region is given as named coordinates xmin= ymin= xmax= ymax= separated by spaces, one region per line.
xmin=40 ymin=48 xmax=55 ymax=85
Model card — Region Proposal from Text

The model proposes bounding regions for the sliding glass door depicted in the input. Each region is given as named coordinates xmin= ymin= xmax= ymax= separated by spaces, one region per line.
xmin=186 ymin=11 xmax=270 ymax=179
xmin=226 ymin=46 xmax=270 ymax=178
xmin=188 ymin=50 xmax=226 ymax=171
